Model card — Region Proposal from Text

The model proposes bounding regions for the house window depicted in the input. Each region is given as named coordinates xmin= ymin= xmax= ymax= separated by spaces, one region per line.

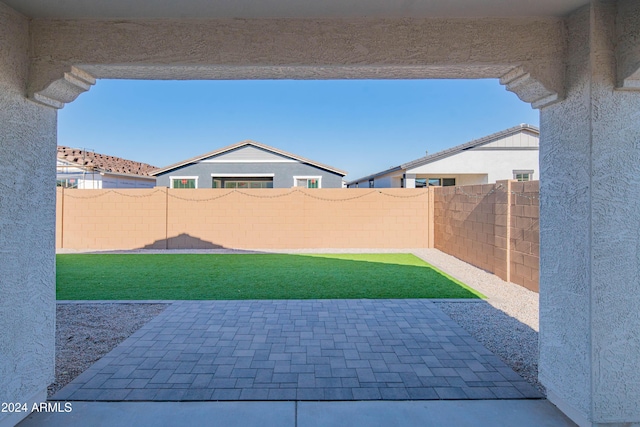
xmin=294 ymin=176 xmax=321 ymax=188
xmin=57 ymin=178 xmax=78 ymax=188
xmin=170 ymin=177 xmax=198 ymax=188
xmin=213 ymin=177 xmax=273 ymax=188
xmin=369 ymin=179 xmax=374 ymax=188
xmin=423 ymin=178 xmax=456 ymax=187
xmin=513 ymin=170 xmax=534 ymax=181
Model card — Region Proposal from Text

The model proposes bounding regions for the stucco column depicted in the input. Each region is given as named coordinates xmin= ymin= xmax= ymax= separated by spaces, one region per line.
xmin=0 ymin=4 xmax=57 ymax=427
xmin=539 ymin=1 xmax=640 ymax=426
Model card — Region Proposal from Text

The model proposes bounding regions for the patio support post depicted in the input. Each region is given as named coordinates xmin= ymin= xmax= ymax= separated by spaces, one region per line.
xmin=0 ymin=4 xmax=58 ymax=427
xmin=538 ymin=1 xmax=640 ymax=426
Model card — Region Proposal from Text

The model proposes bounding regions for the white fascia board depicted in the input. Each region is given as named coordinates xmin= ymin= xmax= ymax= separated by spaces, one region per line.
xmin=199 ymin=159 xmax=296 ymax=163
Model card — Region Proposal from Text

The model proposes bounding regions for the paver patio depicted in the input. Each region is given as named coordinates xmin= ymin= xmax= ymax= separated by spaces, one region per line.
xmin=51 ymin=300 xmax=541 ymax=401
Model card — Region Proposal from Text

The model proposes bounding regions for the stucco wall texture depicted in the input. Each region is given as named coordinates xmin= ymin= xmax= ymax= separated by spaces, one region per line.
xmin=27 ymin=16 xmax=565 ymax=102
xmin=540 ymin=2 xmax=640 ymax=425
xmin=0 ymin=4 xmax=57 ymax=427
xmin=3 ymin=1 xmax=640 ymax=425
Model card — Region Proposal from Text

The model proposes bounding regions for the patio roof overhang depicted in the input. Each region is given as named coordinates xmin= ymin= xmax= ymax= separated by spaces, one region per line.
xmin=3 ymin=0 xmax=591 ymax=19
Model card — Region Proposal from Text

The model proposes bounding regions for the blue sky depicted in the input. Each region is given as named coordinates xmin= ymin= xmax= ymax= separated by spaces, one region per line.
xmin=58 ymin=79 xmax=539 ymax=180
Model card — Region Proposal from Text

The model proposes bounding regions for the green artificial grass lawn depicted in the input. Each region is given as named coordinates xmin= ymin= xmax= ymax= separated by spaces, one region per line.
xmin=56 ymin=253 xmax=485 ymax=300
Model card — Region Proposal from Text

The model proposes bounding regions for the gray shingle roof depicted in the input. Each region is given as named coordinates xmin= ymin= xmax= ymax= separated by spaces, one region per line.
xmin=150 ymin=140 xmax=347 ymax=176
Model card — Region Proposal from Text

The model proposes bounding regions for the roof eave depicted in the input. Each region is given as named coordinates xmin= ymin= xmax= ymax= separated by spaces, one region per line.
xmin=151 ymin=140 xmax=347 ymax=176
xmin=345 ymin=165 xmax=403 ymax=185
xmin=401 ymin=123 xmax=539 ymax=170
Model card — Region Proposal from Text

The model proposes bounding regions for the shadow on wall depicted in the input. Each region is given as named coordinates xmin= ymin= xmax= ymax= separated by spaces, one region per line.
xmin=142 ymin=233 xmax=224 ymax=250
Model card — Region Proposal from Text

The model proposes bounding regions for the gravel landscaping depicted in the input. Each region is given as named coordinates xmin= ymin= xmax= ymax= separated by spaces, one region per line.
xmin=413 ymin=249 xmax=543 ymax=395
xmin=51 ymin=248 xmax=543 ymax=397
xmin=48 ymin=303 xmax=168 ymax=397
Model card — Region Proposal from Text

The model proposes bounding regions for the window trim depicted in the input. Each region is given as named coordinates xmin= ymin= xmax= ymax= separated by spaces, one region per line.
xmin=293 ymin=176 xmax=322 ymax=189
xmin=169 ymin=176 xmax=199 ymax=189
xmin=513 ymin=170 xmax=534 ymax=181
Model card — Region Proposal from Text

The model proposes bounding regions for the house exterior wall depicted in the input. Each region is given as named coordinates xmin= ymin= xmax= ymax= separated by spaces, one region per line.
xmin=352 ymin=173 xmax=488 ymax=188
xmin=371 ymin=175 xmax=394 ymax=188
xmin=482 ymin=131 xmax=539 ymax=148
xmin=413 ymin=174 xmax=488 ymax=187
xmin=61 ymin=174 xmax=155 ymax=189
xmin=348 ymin=130 xmax=539 ymax=189
xmin=101 ymin=174 xmax=156 ymax=189
xmin=539 ymin=2 xmax=640 ymax=424
xmin=0 ymin=5 xmax=56 ymax=427
xmin=57 ymin=161 xmax=155 ymax=188
xmin=407 ymin=148 xmax=539 ymax=184
xmin=155 ymin=161 xmax=343 ymax=188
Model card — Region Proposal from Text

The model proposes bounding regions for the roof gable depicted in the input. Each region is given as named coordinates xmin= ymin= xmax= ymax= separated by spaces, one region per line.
xmin=151 ymin=140 xmax=347 ymax=176
xmin=200 ymin=145 xmax=296 ymax=163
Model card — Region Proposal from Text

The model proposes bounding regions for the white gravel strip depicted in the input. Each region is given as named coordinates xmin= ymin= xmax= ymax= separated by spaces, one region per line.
xmin=411 ymin=249 xmax=542 ymax=394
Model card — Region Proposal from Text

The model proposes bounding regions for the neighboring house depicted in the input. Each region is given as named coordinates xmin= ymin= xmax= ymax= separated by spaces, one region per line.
xmin=151 ymin=140 xmax=347 ymax=189
xmin=57 ymin=146 xmax=157 ymax=189
xmin=347 ymin=124 xmax=539 ymax=188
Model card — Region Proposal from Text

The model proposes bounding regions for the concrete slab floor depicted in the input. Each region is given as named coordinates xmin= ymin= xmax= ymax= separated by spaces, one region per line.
xmin=17 ymin=401 xmax=293 ymax=427
xmin=17 ymin=400 xmax=576 ymax=427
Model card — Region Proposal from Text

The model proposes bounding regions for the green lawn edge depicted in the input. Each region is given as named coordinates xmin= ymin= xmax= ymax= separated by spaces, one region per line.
xmin=299 ymin=253 xmax=486 ymax=299
xmin=56 ymin=253 xmax=486 ymax=301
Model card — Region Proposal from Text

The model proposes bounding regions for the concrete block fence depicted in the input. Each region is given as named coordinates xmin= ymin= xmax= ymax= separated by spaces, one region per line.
xmin=56 ymin=182 xmax=539 ymax=291
xmin=433 ymin=180 xmax=539 ymax=292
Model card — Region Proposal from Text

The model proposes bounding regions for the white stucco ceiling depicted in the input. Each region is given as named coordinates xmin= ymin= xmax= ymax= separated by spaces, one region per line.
xmin=4 ymin=0 xmax=591 ymax=19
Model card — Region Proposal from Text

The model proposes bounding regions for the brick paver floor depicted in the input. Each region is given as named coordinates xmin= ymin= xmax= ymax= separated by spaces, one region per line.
xmin=52 ymin=300 xmax=541 ymax=401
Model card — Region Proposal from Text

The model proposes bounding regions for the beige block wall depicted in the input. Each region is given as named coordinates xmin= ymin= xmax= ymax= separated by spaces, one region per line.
xmin=56 ymin=184 xmax=539 ymax=291
xmin=509 ymin=181 xmax=540 ymax=292
xmin=56 ymin=187 xmax=63 ymax=249
xmin=57 ymin=188 xmax=430 ymax=250
xmin=433 ymin=180 xmax=540 ymax=292
xmin=433 ymin=183 xmax=506 ymax=275
xmin=58 ymin=188 xmax=167 ymax=249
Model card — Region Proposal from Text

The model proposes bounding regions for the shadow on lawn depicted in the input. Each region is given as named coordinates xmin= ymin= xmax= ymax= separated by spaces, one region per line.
xmin=142 ymin=233 xmax=225 ymax=250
